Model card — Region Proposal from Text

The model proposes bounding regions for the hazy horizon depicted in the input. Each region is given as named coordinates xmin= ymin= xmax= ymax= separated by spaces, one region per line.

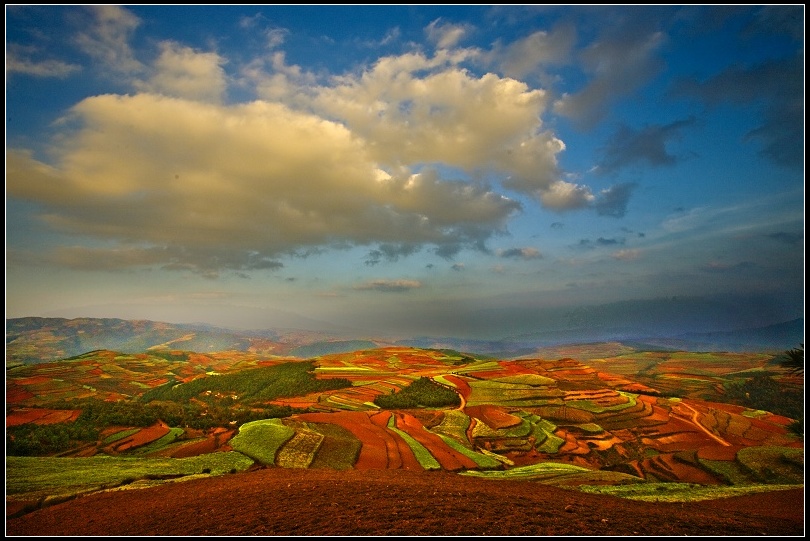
xmin=6 ymin=6 xmax=804 ymax=340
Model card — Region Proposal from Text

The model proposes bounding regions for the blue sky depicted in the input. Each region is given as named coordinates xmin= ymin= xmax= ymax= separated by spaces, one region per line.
xmin=5 ymin=5 xmax=805 ymax=339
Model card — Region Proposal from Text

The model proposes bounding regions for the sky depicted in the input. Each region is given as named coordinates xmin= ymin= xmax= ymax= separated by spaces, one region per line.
xmin=5 ymin=5 xmax=805 ymax=340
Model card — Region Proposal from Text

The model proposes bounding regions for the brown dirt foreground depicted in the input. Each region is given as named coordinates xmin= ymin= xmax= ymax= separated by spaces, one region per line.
xmin=6 ymin=468 xmax=805 ymax=536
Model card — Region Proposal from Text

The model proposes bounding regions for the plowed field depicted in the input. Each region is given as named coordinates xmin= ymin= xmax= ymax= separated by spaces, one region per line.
xmin=6 ymin=468 xmax=803 ymax=536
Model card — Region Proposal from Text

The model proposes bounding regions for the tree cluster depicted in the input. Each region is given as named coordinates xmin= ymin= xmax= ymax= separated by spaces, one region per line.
xmin=373 ymin=377 xmax=460 ymax=409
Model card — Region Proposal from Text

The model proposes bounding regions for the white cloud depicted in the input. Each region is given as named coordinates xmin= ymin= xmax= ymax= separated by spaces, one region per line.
xmin=136 ymin=42 xmax=227 ymax=103
xmin=489 ymin=25 xmax=576 ymax=79
xmin=74 ymin=5 xmax=144 ymax=76
xmin=6 ymin=49 xmax=81 ymax=78
xmin=7 ymin=93 xmax=519 ymax=274
xmin=537 ymin=180 xmax=595 ymax=210
xmin=311 ymin=51 xmax=566 ymax=200
xmin=425 ymin=18 xmax=473 ymax=49
xmin=265 ymin=28 xmax=289 ymax=49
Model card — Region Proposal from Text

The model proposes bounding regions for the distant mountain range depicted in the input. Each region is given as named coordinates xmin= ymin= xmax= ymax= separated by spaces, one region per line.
xmin=5 ymin=316 xmax=804 ymax=366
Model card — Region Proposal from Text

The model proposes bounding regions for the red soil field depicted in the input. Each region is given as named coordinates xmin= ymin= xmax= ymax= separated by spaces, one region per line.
xmin=6 ymin=408 xmax=82 ymax=427
xmin=393 ymin=412 xmax=478 ymax=471
xmin=295 ymin=411 xmax=422 ymax=470
xmin=6 ymin=468 xmax=803 ymax=536
xmin=464 ymin=404 xmax=522 ymax=429
xmin=104 ymin=421 xmax=171 ymax=453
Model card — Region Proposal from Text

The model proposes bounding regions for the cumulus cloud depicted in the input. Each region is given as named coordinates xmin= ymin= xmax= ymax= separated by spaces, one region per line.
xmin=135 ymin=42 xmax=228 ymax=103
xmin=537 ymin=180 xmax=595 ymax=210
xmin=6 ymin=93 xmax=519 ymax=275
xmin=310 ymin=51 xmax=567 ymax=201
xmin=354 ymin=279 xmax=422 ymax=292
xmin=244 ymin=51 xmax=318 ymax=103
xmin=498 ymin=247 xmax=542 ymax=260
xmin=596 ymin=118 xmax=696 ymax=174
xmin=451 ymin=263 xmax=465 ymax=271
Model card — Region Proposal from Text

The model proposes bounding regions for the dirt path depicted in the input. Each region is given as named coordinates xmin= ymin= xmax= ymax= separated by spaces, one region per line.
xmin=678 ymin=401 xmax=731 ymax=446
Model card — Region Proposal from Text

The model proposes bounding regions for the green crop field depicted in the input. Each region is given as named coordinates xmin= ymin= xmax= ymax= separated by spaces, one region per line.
xmin=578 ymin=482 xmax=802 ymax=502
xmin=6 ymin=453 xmax=255 ymax=503
xmin=228 ymin=419 xmax=295 ymax=466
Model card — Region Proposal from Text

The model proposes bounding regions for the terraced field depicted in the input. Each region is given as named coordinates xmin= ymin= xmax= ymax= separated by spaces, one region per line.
xmin=6 ymin=345 xmax=803 ymax=516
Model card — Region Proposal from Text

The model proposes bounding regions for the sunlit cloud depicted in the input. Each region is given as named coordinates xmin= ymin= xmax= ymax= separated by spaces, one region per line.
xmin=7 ymin=91 xmax=520 ymax=274
xmin=310 ymin=50 xmax=566 ymax=203
xmin=135 ymin=42 xmax=227 ymax=103
xmin=537 ymin=180 xmax=595 ymax=210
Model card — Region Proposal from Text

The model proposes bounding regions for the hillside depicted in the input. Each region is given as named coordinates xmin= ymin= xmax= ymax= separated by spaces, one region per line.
xmin=6 ymin=316 xmax=803 ymax=367
xmin=7 ymin=342 xmax=803 ymax=525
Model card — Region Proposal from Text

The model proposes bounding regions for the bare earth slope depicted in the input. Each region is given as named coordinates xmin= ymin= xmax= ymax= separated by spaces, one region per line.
xmin=6 ymin=468 xmax=804 ymax=536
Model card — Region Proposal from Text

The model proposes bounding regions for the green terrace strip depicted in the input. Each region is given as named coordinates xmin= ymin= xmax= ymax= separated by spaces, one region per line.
xmin=577 ymin=482 xmax=803 ymax=502
xmin=228 ymin=419 xmax=295 ymax=466
xmin=6 ymin=453 xmax=255 ymax=503
xmin=435 ymin=434 xmax=502 ymax=469
xmin=448 ymin=360 xmax=502 ymax=374
xmin=460 ymin=461 xmax=593 ymax=480
xmin=386 ymin=415 xmax=441 ymax=470
xmin=460 ymin=462 xmax=647 ymax=486
xmin=130 ymin=428 xmax=185 ymax=455
xmin=102 ymin=428 xmax=140 ymax=445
